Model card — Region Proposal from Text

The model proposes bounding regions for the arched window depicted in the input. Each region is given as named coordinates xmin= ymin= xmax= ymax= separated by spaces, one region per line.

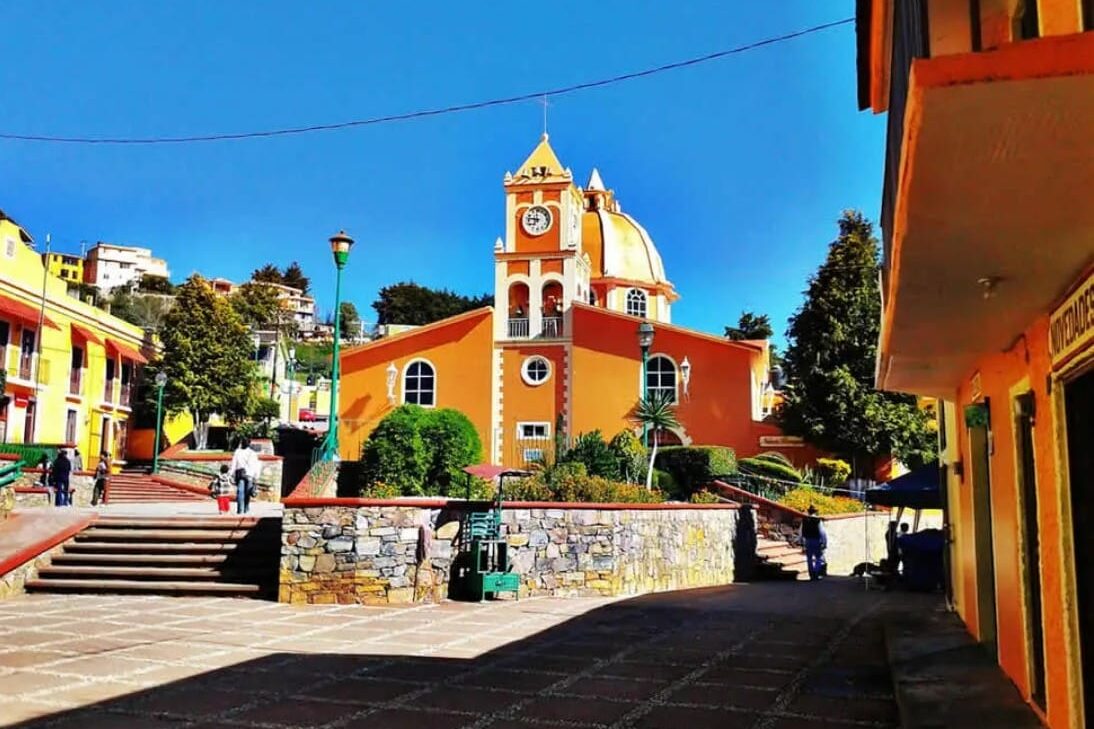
xmin=646 ymin=355 xmax=677 ymax=404
xmin=403 ymin=360 xmax=435 ymax=406
xmin=626 ymin=288 xmax=647 ymax=318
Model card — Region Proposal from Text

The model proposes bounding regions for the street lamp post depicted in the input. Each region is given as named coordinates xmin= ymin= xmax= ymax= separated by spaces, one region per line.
xmin=321 ymin=230 xmax=354 ymax=461
xmin=637 ymin=321 xmax=655 ymax=446
xmin=152 ymin=371 xmax=168 ymax=474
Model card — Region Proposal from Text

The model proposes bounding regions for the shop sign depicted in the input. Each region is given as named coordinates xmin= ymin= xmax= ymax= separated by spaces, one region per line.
xmin=1050 ymin=269 xmax=1094 ymax=369
xmin=758 ymin=435 xmax=804 ymax=448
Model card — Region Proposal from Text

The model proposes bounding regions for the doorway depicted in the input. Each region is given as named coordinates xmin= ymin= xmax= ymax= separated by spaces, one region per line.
xmin=968 ymin=401 xmax=998 ymax=655
xmin=1014 ymin=392 xmax=1046 ymax=708
xmin=23 ymin=401 xmax=36 ymax=443
xmin=1064 ymin=369 xmax=1094 ymax=720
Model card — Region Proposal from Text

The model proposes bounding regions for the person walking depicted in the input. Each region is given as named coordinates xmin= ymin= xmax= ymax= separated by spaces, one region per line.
xmin=801 ymin=505 xmax=828 ymax=581
xmin=229 ymin=438 xmax=259 ymax=515
xmin=91 ymin=453 xmax=110 ymax=506
xmin=51 ymin=450 xmax=72 ymax=507
xmin=71 ymin=448 xmax=83 ymax=473
xmin=209 ymin=464 xmax=233 ymax=514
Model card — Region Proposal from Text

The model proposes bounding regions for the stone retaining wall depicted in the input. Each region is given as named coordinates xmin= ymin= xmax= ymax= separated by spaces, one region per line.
xmin=280 ymin=501 xmax=739 ymax=606
xmin=14 ymin=473 xmax=97 ymax=508
xmin=818 ymin=511 xmax=944 ymax=576
xmin=0 ymin=542 xmax=66 ymax=599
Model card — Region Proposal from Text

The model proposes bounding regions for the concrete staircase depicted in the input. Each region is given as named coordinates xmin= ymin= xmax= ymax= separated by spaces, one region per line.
xmin=106 ymin=471 xmax=207 ymax=504
xmin=754 ymin=535 xmax=808 ymax=581
xmin=26 ymin=515 xmax=280 ymax=598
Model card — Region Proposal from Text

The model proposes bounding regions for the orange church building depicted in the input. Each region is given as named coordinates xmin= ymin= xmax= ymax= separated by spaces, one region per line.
xmin=338 ymin=136 xmax=805 ymax=467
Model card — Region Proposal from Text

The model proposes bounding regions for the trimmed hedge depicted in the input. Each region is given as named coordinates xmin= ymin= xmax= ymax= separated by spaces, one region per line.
xmin=507 ymin=469 xmax=664 ymax=504
xmin=779 ymin=486 xmax=862 ymax=515
xmin=738 ymin=456 xmax=804 ymax=484
xmin=654 ymin=446 xmax=737 ymax=497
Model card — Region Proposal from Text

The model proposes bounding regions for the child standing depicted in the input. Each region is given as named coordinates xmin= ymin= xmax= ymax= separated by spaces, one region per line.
xmin=209 ymin=464 xmax=233 ymax=514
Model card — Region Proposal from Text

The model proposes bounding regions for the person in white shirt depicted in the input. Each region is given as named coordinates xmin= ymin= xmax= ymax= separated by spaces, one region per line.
xmin=228 ymin=437 xmax=260 ymax=514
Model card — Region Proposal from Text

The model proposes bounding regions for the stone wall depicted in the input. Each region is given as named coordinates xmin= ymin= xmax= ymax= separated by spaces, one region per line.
xmin=0 ymin=542 xmax=66 ymax=599
xmin=818 ymin=511 xmax=944 ymax=576
xmin=280 ymin=501 xmax=739 ymax=606
xmin=14 ymin=473 xmax=97 ymax=508
xmin=160 ymin=459 xmax=282 ymax=502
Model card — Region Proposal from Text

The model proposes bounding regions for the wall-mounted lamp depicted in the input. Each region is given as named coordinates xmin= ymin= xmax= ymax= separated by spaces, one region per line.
xmin=680 ymin=356 xmax=692 ymax=399
xmin=386 ymin=362 xmax=398 ymax=404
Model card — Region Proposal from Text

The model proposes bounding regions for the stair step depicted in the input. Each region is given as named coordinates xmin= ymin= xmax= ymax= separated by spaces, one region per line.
xmin=38 ymin=565 xmax=272 ymax=580
xmin=76 ymin=528 xmax=267 ymax=542
xmin=66 ymin=541 xmax=257 ymax=554
xmin=53 ymin=553 xmax=250 ymax=566
xmin=25 ymin=578 xmax=268 ymax=596
xmin=92 ymin=518 xmax=268 ymax=530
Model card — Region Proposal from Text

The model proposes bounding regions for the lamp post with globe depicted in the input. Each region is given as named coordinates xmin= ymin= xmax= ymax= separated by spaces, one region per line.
xmin=320 ymin=230 xmax=354 ymax=461
xmin=152 ymin=371 xmax=168 ymax=474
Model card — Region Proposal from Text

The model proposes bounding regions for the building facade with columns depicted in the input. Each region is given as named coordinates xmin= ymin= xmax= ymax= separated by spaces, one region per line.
xmin=338 ymin=136 xmax=804 ymax=467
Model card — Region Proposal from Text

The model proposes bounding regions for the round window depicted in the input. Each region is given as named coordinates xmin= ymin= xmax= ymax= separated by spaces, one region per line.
xmin=521 ymin=356 xmax=551 ymax=386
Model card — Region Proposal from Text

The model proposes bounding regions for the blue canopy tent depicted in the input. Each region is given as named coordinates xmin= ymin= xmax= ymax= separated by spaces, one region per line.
xmin=865 ymin=464 xmax=942 ymax=510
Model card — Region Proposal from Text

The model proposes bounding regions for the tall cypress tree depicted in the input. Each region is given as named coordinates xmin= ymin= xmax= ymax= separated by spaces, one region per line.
xmin=778 ymin=211 xmax=935 ymax=474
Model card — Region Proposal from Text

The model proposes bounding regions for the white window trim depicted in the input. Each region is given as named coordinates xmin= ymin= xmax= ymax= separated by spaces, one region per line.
xmin=520 ymin=355 xmax=552 ymax=386
xmin=516 ymin=421 xmax=551 ymax=440
xmin=626 ymin=288 xmax=648 ymax=318
xmin=401 ymin=358 xmax=437 ymax=408
xmin=644 ymin=353 xmax=679 ymax=404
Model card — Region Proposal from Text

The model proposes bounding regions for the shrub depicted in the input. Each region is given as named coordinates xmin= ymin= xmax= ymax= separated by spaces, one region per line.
xmin=609 ymin=430 xmax=648 ymax=484
xmin=562 ymin=431 xmax=621 ymax=480
xmin=655 ymin=446 xmax=737 ymax=497
xmin=362 ymin=481 xmax=401 ymax=499
xmin=814 ymin=458 xmax=851 ymax=486
xmin=778 ymin=486 xmax=862 ymax=515
xmin=651 ymin=468 xmax=678 ymax=495
xmin=418 ymin=408 xmax=483 ymax=495
xmin=360 ymin=406 xmax=429 ymax=495
xmin=249 ymin=396 xmax=281 ymax=421
xmin=689 ymin=490 xmax=720 ymax=504
xmin=360 ymin=405 xmax=483 ymax=497
xmin=507 ymin=470 xmax=664 ymax=504
xmin=738 ymin=456 xmax=804 ymax=485
xmin=751 ymin=451 xmax=794 ymax=468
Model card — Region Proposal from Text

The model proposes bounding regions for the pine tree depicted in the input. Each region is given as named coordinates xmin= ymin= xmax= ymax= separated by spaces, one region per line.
xmin=281 ymin=262 xmax=310 ymax=294
xmin=147 ymin=275 xmax=257 ymax=449
xmin=778 ymin=211 xmax=935 ymax=474
xmin=251 ymin=264 xmax=282 ymax=285
xmin=725 ymin=311 xmax=774 ymax=340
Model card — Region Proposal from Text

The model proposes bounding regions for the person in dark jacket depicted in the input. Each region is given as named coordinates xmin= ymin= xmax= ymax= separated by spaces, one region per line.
xmin=800 ymin=505 xmax=828 ymax=581
xmin=51 ymin=451 xmax=72 ymax=507
xmin=91 ymin=453 xmax=110 ymax=506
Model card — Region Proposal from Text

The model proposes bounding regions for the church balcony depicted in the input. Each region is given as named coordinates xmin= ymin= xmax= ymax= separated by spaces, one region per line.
xmin=541 ymin=317 xmax=564 ymax=339
xmin=507 ymin=318 xmax=530 ymax=338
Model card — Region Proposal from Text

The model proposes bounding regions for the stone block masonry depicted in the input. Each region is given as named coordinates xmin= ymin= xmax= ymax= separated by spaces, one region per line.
xmin=280 ymin=500 xmax=739 ymax=606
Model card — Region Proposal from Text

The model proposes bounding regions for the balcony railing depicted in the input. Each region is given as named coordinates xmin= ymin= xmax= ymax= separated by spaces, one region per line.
xmin=69 ymin=368 xmax=82 ymax=396
xmin=119 ymin=383 xmax=132 ymax=407
xmin=542 ymin=317 xmax=564 ymax=339
xmin=104 ymin=379 xmax=115 ymax=403
xmin=507 ymin=318 xmax=530 ymax=338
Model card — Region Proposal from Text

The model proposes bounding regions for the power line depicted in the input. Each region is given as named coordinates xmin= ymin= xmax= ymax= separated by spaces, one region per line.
xmin=0 ymin=17 xmax=852 ymax=146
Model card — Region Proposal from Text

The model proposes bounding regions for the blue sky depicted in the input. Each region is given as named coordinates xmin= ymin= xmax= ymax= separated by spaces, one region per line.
xmin=0 ymin=2 xmax=881 ymax=345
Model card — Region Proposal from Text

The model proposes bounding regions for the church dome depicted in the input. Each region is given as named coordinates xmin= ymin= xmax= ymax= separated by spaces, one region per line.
xmin=581 ymin=169 xmax=671 ymax=287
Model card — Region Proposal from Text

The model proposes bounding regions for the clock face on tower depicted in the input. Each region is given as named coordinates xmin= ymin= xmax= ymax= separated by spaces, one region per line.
xmin=521 ymin=205 xmax=553 ymax=236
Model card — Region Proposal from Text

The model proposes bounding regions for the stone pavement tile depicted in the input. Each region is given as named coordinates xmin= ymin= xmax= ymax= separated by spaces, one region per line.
xmin=698 ymin=666 xmax=795 ymax=689
xmin=0 ymin=698 xmax=83 ymax=726
xmin=0 ymin=631 xmax=65 ymax=648
xmin=261 ymin=637 xmax=358 ymax=653
xmin=35 ymin=708 xmax=192 ymax=729
xmin=378 ymin=659 xmax=471 ymax=683
xmin=189 ymin=667 xmax=284 ymax=694
xmin=521 ymin=695 xmax=639 ymax=725
xmin=120 ymin=685 xmax=247 ymax=718
xmin=0 ymin=650 xmax=70 ymax=669
xmin=595 ymin=660 xmax=695 ymax=681
xmin=668 ymin=683 xmax=780 ymax=711
xmin=49 ymin=679 xmax=149 ymax=704
xmin=786 ymin=692 xmax=899 ymax=724
xmin=497 ymin=653 xmax=592 ymax=674
xmin=47 ymin=655 xmax=156 ymax=678
xmin=415 ymin=685 xmax=523 ymax=714
xmin=276 ymin=653 xmax=389 ymax=676
xmin=341 ymin=708 xmax=473 ymax=729
xmin=45 ymin=636 xmax=137 ymax=654
xmin=0 ymin=669 xmax=76 ymax=695
xmin=103 ymin=628 xmax=201 ymax=643
xmin=112 ymin=641 xmax=215 ymax=663
xmin=725 ymin=652 xmax=812 ymax=671
xmin=561 ymin=676 xmax=668 ymax=702
xmin=233 ymin=697 xmax=369 ymax=727
xmin=635 ymin=705 xmax=759 ymax=729
xmin=300 ymin=676 xmax=420 ymax=704
xmin=457 ymin=668 xmax=564 ymax=693
xmin=129 ymin=662 xmax=212 ymax=685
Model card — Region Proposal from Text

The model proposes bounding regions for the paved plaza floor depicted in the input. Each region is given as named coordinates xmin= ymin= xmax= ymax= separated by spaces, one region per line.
xmin=0 ymin=579 xmax=937 ymax=728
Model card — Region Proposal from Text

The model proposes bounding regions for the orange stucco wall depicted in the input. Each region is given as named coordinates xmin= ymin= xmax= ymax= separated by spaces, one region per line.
xmin=951 ymin=314 xmax=1079 ymax=729
xmin=570 ymin=306 xmax=768 ymax=454
xmin=499 ymin=344 xmax=567 ymax=466
xmin=338 ymin=310 xmax=494 ymax=461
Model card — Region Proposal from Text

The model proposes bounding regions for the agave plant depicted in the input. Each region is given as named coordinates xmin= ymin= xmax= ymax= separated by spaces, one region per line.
xmin=632 ymin=391 xmax=680 ymax=490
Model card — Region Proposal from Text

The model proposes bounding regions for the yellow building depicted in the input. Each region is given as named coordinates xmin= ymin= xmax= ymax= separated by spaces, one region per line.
xmin=42 ymin=252 xmax=84 ymax=287
xmin=1 ymin=212 xmax=151 ymax=470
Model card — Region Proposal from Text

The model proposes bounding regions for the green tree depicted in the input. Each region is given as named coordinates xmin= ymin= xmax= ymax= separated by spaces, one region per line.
xmin=230 ymin=282 xmax=281 ymax=328
xmin=252 ymin=264 xmax=282 ymax=284
xmin=146 ymin=275 xmax=256 ymax=449
xmin=361 ymin=406 xmax=429 ymax=494
xmin=777 ymin=211 xmax=935 ymax=473
xmin=725 ymin=311 xmax=774 ymax=340
xmin=339 ymin=301 xmax=362 ymax=339
xmin=372 ymin=281 xmax=493 ymax=327
xmin=633 ymin=392 xmax=680 ymax=490
xmin=561 ymin=431 xmax=621 ymax=480
xmin=418 ymin=408 xmax=482 ymax=494
xmin=137 ymin=275 xmax=174 ymax=294
xmin=281 ymin=261 xmax=310 ymax=294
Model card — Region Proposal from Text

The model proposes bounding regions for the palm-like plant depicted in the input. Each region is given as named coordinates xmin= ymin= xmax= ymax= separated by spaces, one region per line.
xmin=633 ymin=391 xmax=680 ymax=490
